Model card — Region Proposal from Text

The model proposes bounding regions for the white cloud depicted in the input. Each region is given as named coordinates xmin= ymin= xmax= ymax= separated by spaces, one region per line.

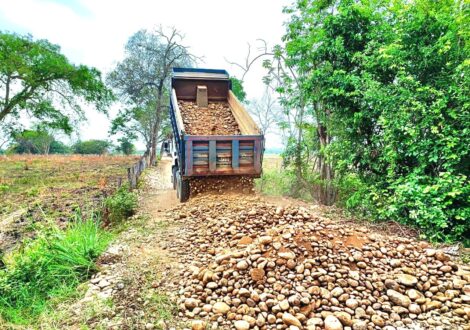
xmin=0 ymin=0 xmax=290 ymax=149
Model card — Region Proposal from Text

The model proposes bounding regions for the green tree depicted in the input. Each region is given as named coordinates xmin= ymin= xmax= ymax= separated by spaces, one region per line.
xmin=73 ymin=140 xmax=111 ymax=155
xmin=8 ymin=129 xmax=54 ymax=154
xmin=49 ymin=140 xmax=71 ymax=154
xmin=107 ymin=27 xmax=196 ymax=162
xmin=117 ymin=137 xmax=135 ymax=155
xmin=0 ymin=32 xmax=113 ymax=133
xmin=230 ymin=77 xmax=246 ymax=102
xmin=281 ymin=0 xmax=469 ymax=242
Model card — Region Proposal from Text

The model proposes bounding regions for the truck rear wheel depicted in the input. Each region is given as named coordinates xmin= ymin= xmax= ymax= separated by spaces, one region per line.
xmin=171 ymin=166 xmax=177 ymax=190
xmin=176 ymin=170 xmax=190 ymax=202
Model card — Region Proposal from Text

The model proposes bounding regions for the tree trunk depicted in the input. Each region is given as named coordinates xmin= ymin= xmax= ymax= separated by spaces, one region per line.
xmin=317 ymin=123 xmax=335 ymax=205
xmin=150 ymin=82 xmax=164 ymax=165
xmin=293 ymin=105 xmax=305 ymax=196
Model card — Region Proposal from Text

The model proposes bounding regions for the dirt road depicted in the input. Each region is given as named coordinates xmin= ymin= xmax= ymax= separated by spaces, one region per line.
xmin=60 ymin=160 xmax=469 ymax=330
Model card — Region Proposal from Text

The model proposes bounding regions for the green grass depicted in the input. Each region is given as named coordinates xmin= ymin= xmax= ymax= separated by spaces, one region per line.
xmin=148 ymin=293 xmax=177 ymax=322
xmin=255 ymin=166 xmax=314 ymax=201
xmin=255 ymin=168 xmax=294 ymax=196
xmin=0 ymin=215 xmax=112 ymax=325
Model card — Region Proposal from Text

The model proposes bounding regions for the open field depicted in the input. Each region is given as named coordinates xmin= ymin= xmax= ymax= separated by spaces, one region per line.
xmin=0 ymin=154 xmax=139 ymax=252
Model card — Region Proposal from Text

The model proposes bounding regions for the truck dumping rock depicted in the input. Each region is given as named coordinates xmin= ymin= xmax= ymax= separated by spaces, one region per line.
xmin=179 ymin=101 xmax=241 ymax=136
xmin=158 ymin=194 xmax=470 ymax=330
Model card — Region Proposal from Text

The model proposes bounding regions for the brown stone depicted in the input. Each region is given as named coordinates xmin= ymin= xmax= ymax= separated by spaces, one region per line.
xmin=238 ymin=236 xmax=253 ymax=245
xmin=250 ymin=268 xmax=265 ymax=282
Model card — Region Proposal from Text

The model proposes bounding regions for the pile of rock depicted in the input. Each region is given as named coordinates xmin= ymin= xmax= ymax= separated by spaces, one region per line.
xmin=190 ymin=176 xmax=254 ymax=195
xmin=179 ymin=101 xmax=241 ymax=135
xmin=161 ymin=194 xmax=469 ymax=330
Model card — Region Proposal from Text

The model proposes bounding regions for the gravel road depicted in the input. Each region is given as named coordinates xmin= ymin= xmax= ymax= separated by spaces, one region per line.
xmin=64 ymin=162 xmax=469 ymax=330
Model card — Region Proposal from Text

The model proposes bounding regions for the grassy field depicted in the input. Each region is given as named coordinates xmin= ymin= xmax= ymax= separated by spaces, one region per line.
xmin=0 ymin=154 xmax=139 ymax=252
xmin=0 ymin=154 xmax=139 ymax=325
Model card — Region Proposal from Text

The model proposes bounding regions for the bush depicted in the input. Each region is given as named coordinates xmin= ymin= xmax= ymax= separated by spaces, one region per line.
xmin=0 ymin=217 xmax=111 ymax=323
xmin=73 ymin=140 xmax=111 ymax=155
xmin=49 ymin=140 xmax=71 ymax=154
xmin=104 ymin=186 xmax=137 ymax=223
xmin=116 ymin=137 xmax=136 ymax=155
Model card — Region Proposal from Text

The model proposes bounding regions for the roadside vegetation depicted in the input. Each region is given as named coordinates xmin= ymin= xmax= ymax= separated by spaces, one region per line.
xmin=246 ymin=0 xmax=469 ymax=245
xmin=0 ymin=217 xmax=112 ymax=324
xmin=0 ymin=155 xmax=139 ymax=326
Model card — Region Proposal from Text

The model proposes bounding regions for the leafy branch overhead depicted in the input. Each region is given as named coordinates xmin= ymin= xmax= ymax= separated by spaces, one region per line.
xmin=0 ymin=32 xmax=113 ymax=133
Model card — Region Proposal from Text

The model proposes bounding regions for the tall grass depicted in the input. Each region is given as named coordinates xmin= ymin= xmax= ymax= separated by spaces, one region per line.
xmin=255 ymin=167 xmax=314 ymax=201
xmin=0 ymin=216 xmax=112 ymax=324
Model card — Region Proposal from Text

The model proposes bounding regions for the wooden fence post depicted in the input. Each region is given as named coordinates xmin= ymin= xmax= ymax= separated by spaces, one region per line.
xmin=124 ymin=154 xmax=152 ymax=190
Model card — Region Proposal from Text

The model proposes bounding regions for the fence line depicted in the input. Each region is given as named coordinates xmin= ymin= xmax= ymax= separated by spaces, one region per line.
xmin=119 ymin=153 xmax=151 ymax=190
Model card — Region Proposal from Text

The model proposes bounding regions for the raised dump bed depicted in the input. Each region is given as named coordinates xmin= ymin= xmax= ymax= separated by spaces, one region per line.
xmin=169 ymin=68 xmax=264 ymax=201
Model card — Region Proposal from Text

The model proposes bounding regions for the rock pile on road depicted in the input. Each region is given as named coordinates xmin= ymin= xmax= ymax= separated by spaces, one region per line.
xmin=179 ymin=101 xmax=241 ymax=135
xmin=160 ymin=194 xmax=470 ymax=330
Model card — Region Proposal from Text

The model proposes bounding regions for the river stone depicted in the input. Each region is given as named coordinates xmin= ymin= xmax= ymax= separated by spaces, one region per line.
xmin=352 ymin=320 xmax=368 ymax=330
xmin=435 ymin=250 xmax=450 ymax=262
xmin=191 ymin=320 xmax=206 ymax=330
xmin=324 ymin=315 xmax=343 ymax=330
xmin=185 ymin=298 xmax=199 ymax=310
xmin=282 ymin=313 xmax=302 ymax=327
xmin=334 ymin=311 xmax=352 ymax=326
xmin=387 ymin=289 xmax=411 ymax=307
xmin=331 ymin=287 xmax=344 ymax=297
xmin=279 ymin=250 xmax=296 ymax=260
xmin=346 ymin=298 xmax=359 ymax=309
xmin=213 ymin=302 xmax=230 ymax=314
xmin=236 ymin=260 xmax=249 ymax=270
xmin=234 ymin=320 xmax=250 ymax=330
xmin=250 ymin=268 xmax=265 ymax=281
xmin=396 ymin=274 xmax=418 ymax=287
xmin=409 ymin=303 xmax=421 ymax=314
xmin=371 ymin=315 xmax=385 ymax=327
xmin=259 ymin=236 xmax=273 ymax=244
xmin=238 ymin=236 xmax=253 ymax=245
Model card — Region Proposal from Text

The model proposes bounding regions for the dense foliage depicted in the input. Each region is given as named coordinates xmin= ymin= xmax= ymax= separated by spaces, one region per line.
xmin=279 ymin=0 xmax=469 ymax=243
xmin=73 ymin=139 xmax=111 ymax=155
xmin=6 ymin=129 xmax=71 ymax=154
xmin=8 ymin=130 xmax=53 ymax=154
xmin=0 ymin=32 xmax=113 ymax=133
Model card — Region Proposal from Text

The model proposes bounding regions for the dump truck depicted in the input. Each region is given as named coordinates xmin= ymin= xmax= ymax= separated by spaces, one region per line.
xmin=169 ymin=68 xmax=264 ymax=202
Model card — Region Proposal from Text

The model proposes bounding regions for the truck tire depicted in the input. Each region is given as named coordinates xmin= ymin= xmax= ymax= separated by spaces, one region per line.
xmin=171 ymin=166 xmax=177 ymax=190
xmin=176 ymin=170 xmax=190 ymax=202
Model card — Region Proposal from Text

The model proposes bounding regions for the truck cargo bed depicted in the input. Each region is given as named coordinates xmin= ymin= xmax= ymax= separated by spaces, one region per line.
xmin=169 ymin=68 xmax=264 ymax=201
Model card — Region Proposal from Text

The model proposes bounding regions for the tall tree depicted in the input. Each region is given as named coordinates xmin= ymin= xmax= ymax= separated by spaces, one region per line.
xmin=281 ymin=0 xmax=469 ymax=242
xmin=107 ymin=27 xmax=196 ymax=164
xmin=0 ymin=32 xmax=113 ymax=133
